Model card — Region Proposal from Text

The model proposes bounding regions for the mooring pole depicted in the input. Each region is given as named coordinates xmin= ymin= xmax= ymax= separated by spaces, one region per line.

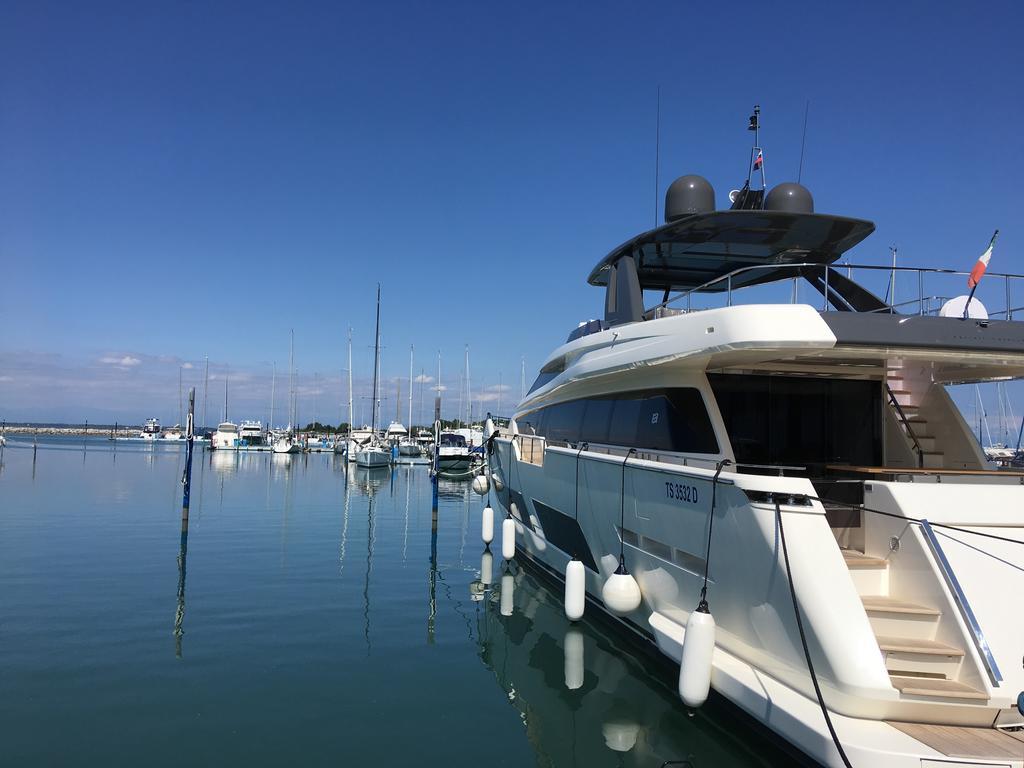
xmin=175 ymin=388 xmax=196 ymax=658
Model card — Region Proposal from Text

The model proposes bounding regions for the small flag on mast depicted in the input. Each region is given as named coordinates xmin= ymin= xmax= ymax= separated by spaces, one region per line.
xmin=967 ymin=230 xmax=999 ymax=289
xmin=753 ymin=150 xmax=763 ymax=171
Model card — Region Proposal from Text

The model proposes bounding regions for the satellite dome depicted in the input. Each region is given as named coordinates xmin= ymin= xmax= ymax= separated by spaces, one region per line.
xmin=764 ymin=182 xmax=814 ymax=213
xmin=665 ymin=175 xmax=715 ymax=222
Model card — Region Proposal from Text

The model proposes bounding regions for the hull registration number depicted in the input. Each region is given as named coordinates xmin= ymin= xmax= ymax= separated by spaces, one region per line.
xmin=665 ymin=482 xmax=699 ymax=504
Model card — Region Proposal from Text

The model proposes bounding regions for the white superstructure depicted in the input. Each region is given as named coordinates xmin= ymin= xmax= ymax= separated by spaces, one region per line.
xmin=488 ymin=169 xmax=1024 ymax=767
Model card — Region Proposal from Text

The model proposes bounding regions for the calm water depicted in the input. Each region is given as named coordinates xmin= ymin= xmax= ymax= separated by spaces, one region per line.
xmin=0 ymin=437 xmax=799 ymax=767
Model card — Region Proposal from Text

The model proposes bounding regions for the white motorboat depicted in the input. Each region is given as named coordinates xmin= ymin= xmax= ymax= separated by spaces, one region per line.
xmin=436 ymin=432 xmax=474 ymax=473
xmin=397 ymin=439 xmax=421 ymax=457
xmin=488 ymin=150 xmax=1024 ymax=766
xmin=238 ymin=420 xmax=264 ymax=446
xmin=272 ymin=435 xmax=301 ymax=454
xmin=211 ymin=421 xmax=239 ymax=450
xmin=161 ymin=424 xmax=184 ymax=440
xmin=140 ymin=418 xmax=162 ymax=440
xmin=385 ymin=421 xmax=408 ymax=444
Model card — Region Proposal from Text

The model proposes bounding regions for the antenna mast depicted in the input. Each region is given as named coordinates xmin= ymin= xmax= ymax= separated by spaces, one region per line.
xmin=654 ymin=85 xmax=661 ymax=227
xmin=798 ymin=100 xmax=810 ymax=184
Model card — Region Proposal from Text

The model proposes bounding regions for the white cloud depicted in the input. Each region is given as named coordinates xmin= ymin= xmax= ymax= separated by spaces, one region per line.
xmin=487 ymin=384 xmax=511 ymax=392
xmin=182 ymin=362 xmax=194 ymax=369
xmin=100 ymin=355 xmax=141 ymax=367
xmin=414 ymin=374 xmax=434 ymax=384
xmin=0 ymin=375 xmax=12 ymax=382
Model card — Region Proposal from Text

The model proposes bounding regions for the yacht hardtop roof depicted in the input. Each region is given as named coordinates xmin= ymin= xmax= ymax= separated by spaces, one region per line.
xmin=587 ymin=209 xmax=875 ymax=292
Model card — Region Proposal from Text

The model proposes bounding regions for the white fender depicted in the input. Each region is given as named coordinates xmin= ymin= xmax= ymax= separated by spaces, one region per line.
xmin=501 ymin=517 xmax=516 ymax=561
xmin=564 ymin=559 xmax=586 ymax=621
xmin=678 ymin=608 xmax=716 ymax=708
xmin=481 ymin=505 xmax=494 ymax=545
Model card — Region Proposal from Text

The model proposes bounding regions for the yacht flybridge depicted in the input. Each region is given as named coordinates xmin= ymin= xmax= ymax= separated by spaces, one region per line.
xmin=487 ymin=153 xmax=1024 ymax=765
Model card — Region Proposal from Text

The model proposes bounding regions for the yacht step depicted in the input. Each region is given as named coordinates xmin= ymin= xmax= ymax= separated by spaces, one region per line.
xmin=889 ymin=675 xmax=988 ymax=701
xmin=878 ymin=635 xmax=965 ymax=677
xmin=863 ymin=596 xmax=941 ymax=637
xmin=862 ymin=596 xmax=940 ymax=616
xmin=843 ymin=550 xmax=889 ymax=592
xmin=877 ymin=636 xmax=964 ymax=656
xmin=843 ymin=550 xmax=888 ymax=568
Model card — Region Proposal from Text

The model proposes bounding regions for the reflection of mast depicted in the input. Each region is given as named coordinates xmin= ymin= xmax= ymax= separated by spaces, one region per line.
xmin=339 ymin=463 xmax=350 ymax=576
xmin=428 ymin=477 xmax=438 ymax=644
xmin=403 ymin=464 xmax=411 ymax=562
xmin=364 ymin=482 xmax=376 ymax=654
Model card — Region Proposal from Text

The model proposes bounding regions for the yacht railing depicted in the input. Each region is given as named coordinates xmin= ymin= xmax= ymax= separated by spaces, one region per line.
xmin=919 ymin=519 xmax=1003 ymax=686
xmin=886 ymin=384 xmax=926 ymax=468
xmin=653 ymin=262 xmax=1024 ymax=320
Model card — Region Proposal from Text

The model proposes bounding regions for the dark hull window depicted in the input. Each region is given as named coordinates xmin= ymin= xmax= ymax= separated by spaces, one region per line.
xmin=709 ymin=373 xmax=881 ymax=475
xmin=519 ymin=388 xmax=718 ymax=454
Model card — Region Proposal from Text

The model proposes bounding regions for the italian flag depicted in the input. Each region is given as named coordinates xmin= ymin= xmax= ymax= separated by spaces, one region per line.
xmin=967 ymin=230 xmax=999 ymax=289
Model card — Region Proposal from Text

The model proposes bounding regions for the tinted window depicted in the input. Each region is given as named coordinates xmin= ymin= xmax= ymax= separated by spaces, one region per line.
xmin=709 ymin=373 xmax=881 ymax=474
xmin=608 ymin=396 xmax=641 ymax=447
xmin=517 ymin=409 xmax=545 ymax=436
xmin=581 ymin=398 xmax=614 ymax=444
xmin=546 ymin=399 xmax=586 ymax=443
xmin=636 ymin=390 xmax=719 ymax=453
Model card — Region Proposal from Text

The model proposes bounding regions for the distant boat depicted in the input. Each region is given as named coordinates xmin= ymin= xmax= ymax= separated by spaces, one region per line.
xmin=211 ymin=422 xmax=238 ymax=450
xmin=436 ymin=432 xmax=474 ymax=472
xmin=162 ymin=424 xmax=185 ymax=440
xmin=140 ymin=418 xmax=162 ymax=440
xmin=239 ymin=420 xmax=264 ymax=446
xmin=272 ymin=435 xmax=301 ymax=454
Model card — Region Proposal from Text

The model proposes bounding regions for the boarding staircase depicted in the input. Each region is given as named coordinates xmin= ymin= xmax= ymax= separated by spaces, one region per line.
xmin=886 ymin=363 xmax=945 ymax=469
xmin=840 ymin=546 xmax=987 ymax=702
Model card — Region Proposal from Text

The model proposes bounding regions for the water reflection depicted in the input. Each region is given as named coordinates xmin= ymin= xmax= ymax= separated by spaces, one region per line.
xmin=475 ymin=562 xmax=789 ymax=767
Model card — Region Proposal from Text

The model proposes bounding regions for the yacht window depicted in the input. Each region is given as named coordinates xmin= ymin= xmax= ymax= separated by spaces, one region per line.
xmin=608 ymin=397 xmax=641 ymax=447
xmin=522 ymin=388 xmax=718 ymax=454
xmin=582 ymin=398 xmax=613 ymax=444
xmin=440 ymin=433 xmax=467 ymax=448
xmin=636 ymin=390 xmax=719 ymax=454
xmin=709 ymin=373 xmax=881 ymax=475
xmin=546 ymin=399 xmax=586 ymax=443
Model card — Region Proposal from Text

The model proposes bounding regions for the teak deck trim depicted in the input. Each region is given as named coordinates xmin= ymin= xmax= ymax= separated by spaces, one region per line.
xmin=827 ymin=464 xmax=1024 ymax=477
xmin=888 ymin=721 xmax=1024 ymax=760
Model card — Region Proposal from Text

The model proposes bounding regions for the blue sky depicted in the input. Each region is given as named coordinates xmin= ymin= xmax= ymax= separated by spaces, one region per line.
xmin=1 ymin=0 xmax=1022 ymax=429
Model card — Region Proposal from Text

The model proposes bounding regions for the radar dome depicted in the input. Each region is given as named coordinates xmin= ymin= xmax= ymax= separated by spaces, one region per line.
xmin=665 ymin=175 xmax=715 ymax=222
xmin=764 ymin=182 xmax=814 ymax=213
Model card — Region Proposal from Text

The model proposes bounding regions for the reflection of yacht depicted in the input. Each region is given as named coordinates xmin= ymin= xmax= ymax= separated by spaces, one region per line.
xmin=211 ymin=421 xmax=238 ymax=449
xmin=476 ymin=563 xmax=798 ymax=766
xmin=437 ymin=432 xmax=473 ymax=472
xmin=238 ymin=420 xmax=264 ymax=446
xmin=489 ymin=151 xmax=1024 ymax=767
xmin=140 ymin=418 xmax=162 ymax=440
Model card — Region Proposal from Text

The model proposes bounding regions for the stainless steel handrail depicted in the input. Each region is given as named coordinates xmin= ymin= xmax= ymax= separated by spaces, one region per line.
xmin=654 ymin=262 xmax=1023 ymax=320
xmin=919 ymin=519 xmax=1003 ymax=687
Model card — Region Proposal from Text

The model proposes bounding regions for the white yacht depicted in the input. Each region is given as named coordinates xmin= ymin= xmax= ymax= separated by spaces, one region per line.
xmin=385 ymin=421 xmax=408 ymax=444
xmin=140 ymin=418 xmax=162 ymax=440
xmin=211 ymin=421 xmax=239 ymax=450
xmin=238 ymin=420 xmax=264 ymax=446
xmin=272 ymin=434 xmax=301 ymax=454
xmin=487 ymin=167 xmax=1024 ymax=766
xmin=436 ymin=432 xmax=474 ymax=473
xmin=161 ymin=424 xmax=184 ymax=440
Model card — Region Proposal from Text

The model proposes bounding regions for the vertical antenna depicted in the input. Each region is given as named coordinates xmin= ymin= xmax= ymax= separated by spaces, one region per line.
xmin=654 ymin=85 xmax=661 ymax=227
xmin=797 ymin=100 xmax=810 ymax=184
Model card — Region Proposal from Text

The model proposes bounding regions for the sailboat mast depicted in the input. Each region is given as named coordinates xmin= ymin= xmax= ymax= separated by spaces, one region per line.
xmin=178 ymin=366 xmax=183 ymax=426
xmin=347 ymin=327 xmax=353 ymax=436
xmin=465 ymin=345 xmax=471 ymax=426
xmin=370 ymin=285 xmax=381 ymax=435
xmin=202 ymin=356 xmax=209 ymax=430
xmin=437 ymin=350 xmax=441 ymax=424
xmin=408 ymin=346 xmax=414 ymax=431
xmin=270 ymin=363 xmax=276 ymax=430
xmin=223 ymin=371 xmax=229 ymax=422
xmin=289 ymin=329 xmax=295 ymax=430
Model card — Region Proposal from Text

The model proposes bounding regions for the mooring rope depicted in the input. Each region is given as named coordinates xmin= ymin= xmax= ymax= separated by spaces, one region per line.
xmin=775 ymin=501 xmax=854 ymax=768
